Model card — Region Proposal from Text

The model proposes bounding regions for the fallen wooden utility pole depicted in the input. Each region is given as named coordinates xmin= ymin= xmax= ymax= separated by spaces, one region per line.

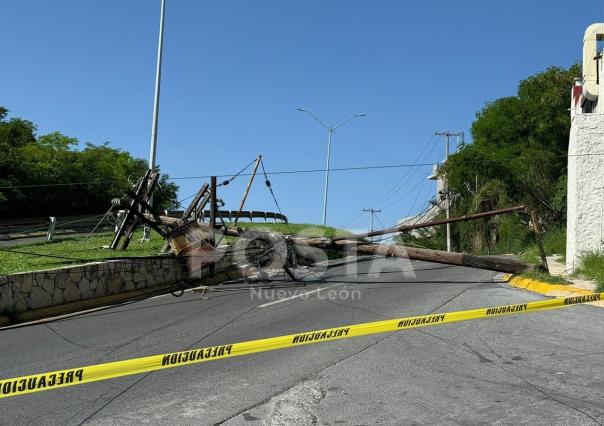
xmin=147 ymin=205 xmax=531 ymax=274
xmin=330 ymin=242 xmax=529 ymax=274
xmin=332 ymin=205 xmax=526 ymax=242
xmin=155 ymin=205 xmax=526 ymax=243
xmin=152 ymin=204 xmax=531 ymax=273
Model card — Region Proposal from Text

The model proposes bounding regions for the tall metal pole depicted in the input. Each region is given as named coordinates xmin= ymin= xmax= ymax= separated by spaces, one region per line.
xmin=140 ymin=0 xmax=166 ymax=243
xmin=297 ymin=108 xmax=365 ymax=227
xmin=444 ymin=133 xmax=451 ymax=252
xmin=322 ymin=130 xmax=333 ymax=227
xmin=149 ymin=0 xmax=166 ymax=172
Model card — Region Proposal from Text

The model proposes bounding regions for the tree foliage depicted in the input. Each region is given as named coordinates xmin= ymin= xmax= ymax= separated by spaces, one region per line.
xmin=439 ymin=64 xmax=580 ymax=253
xmin=0 ymin=107 xmax=178 ymax=218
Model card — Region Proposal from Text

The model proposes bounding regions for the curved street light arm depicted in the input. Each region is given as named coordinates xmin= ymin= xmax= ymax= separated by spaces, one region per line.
xmin=332 ymin=113 xmax=366 ymax=131
xmin=297 ymin=108 xmax=330 ymax=131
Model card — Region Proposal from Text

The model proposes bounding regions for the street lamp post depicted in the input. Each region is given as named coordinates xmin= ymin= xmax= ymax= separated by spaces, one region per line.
xmin=141 ymin=0 xmax=166 ymax=243
xmin=149 ymin=0 xmax=166 ymax=173
xmin=297 ymin=108 xmax=365 ymax=226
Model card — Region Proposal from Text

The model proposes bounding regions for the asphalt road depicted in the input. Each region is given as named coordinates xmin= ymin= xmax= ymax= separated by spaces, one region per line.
xmin=1 ymin=256 xmax=604 ymax=425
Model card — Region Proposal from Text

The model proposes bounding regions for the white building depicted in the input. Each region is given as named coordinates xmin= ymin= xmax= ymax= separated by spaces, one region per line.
xmin=566 ymin=23 xmax=604 ymax=272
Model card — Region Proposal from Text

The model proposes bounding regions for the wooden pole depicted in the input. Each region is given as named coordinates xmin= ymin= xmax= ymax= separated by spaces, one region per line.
xmin=332 ymin=205 xmax=526 ymax=242
xmin=109 ymin=169 xmax=151 ymax=250
xmin=234 ymin=155 xmax=262 ymax=227
xmin=299 ymin=240 xmax=530 ymax=274
xmin=150 ymin=214 xmax=531 ymax=274
xmin=351 ymin=243 xmax=529 ymax=274
xmin=530 ymin=210 xmax=549 ymax=273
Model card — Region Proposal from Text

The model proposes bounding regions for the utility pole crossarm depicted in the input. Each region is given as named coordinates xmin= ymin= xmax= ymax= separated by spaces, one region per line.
xmin=363 ymin=208 xmax=382 ymax=242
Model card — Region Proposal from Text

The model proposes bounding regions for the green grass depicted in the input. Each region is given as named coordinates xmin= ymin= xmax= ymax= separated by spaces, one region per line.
xmin=518 ymin=270 xmax=572 ymax=285
xmin=226 ymin=222 xmax=351 ymax=237
xmin=519 ymin=245 xmax=540 ymax=264
xmin=520 ymin=227 xmax=567 ymax=265
xmin=0 ymin=230 xmax=166 ymax=275
xmin=576 ymin=252 xmax=604 ymax=292
xmin=543 ymin=227 xmax=567 ymax=259
xmin=0 ymin=223 xmax=349 ymax=275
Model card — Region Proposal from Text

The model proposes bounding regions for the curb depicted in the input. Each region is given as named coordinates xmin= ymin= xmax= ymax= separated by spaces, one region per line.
xmin=501 ymin=273 xmax=604 ymax=307
xmin=0 ymin=284 xmax=177 ymax=328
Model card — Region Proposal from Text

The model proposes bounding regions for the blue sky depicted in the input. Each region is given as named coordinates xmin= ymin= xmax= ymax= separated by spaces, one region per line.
xmin=1 ymin=0 xmax=599 ymax=231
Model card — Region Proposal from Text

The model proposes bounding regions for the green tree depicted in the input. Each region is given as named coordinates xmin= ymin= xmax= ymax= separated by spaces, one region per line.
xmin=0 ymin=106 xmax=178 ymax=218
xmin=430 ymin=64 xmax=579 ymax=253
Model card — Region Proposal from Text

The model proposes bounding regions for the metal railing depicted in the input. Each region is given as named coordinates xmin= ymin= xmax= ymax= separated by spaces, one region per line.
xmin=0 ymin=214 xmax=112 ymax=241
xmin=164 ymin=210 xmax=288 ymax=224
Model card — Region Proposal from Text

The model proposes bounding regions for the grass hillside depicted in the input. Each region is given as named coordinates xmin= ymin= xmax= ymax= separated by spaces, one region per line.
xmin=0 ymin=223 xmax=349 ymax=275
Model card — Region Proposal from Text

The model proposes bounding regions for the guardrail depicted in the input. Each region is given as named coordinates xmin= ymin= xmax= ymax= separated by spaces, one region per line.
xmin=165 ymin=210 xmax=288 ymax=224
xmin=0 ymin=210 xmax=287 ymax=242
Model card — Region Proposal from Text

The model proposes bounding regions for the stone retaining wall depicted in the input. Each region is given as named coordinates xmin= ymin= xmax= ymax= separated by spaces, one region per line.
xmin=0 ymin=257 xmax=187 ymax=316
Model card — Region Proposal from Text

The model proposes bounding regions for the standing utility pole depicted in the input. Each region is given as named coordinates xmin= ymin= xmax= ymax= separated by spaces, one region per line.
xmin=363 ymin=208 xmax=381 ymax=242
xmin=297 ymin=108 xmax=366 ymax=226
xmin=149 ymin=0 xmax=166 ymax=173
xmin=435 ymin=130 xmax=463 ymax=252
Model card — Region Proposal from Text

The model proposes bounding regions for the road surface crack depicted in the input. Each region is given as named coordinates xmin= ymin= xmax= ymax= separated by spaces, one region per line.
xmin=417 ymin=329 xmax=603 ymax=425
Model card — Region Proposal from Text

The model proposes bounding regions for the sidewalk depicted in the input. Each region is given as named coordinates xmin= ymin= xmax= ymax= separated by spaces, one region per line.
xmin=503 ymin=255 xmax=604 ymax=308
xmin=546 ymin=255 xmax=598 ymax=292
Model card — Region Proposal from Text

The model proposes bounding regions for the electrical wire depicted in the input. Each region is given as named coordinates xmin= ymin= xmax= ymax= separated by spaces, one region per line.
xmin=2 ymin=152 xmax=604 ymax=190
xmin=381 ymin=170 xmax=431 ymax=209
xmin=339 ymin=210 xmax=365 ymax=229
xmin=259 ymin=158 xmax=287 ymax=227
xmin=332 ymin=130 xmax=405 ymax=165
xmin=218 ymin=157 xmax=258 ymax=187
xmin=368 ymin=133 xmax=438 ymax=207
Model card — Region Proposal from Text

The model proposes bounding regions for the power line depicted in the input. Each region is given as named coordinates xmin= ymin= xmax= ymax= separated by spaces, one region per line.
xmin=332 ymin=130 xmax=405 ymax=165
xmin=381 ymin=170 xmax=431 ymax=209
xmin=389 ymin=171 xmax=430 ymax=212
xmin=338 ymin=209 xmax=365 ymax=228
xmin=367 ymin=133 xmax=439 ymax=207
xmin=2 ymin=152 xmax=604 ymax=190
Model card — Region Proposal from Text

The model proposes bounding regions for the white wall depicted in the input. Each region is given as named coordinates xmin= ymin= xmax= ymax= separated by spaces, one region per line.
xmin=566 ymin=113 xmax=604 ymax=272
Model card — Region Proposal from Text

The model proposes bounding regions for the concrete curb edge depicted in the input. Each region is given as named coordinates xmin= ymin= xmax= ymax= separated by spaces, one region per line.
xmin=501 ymin=273 xmax=604 ymax=307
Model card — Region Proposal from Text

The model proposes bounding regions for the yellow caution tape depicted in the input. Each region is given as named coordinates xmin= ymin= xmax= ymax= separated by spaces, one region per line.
xmin=1 ymin=292 xmax=601 ymax=399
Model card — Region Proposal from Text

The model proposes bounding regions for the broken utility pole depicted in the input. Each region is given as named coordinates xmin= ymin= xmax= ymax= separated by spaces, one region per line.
xmin=153 ymin=204 xmax=530 ymax=274
xmin=332 ymin=205 xmax=526 ymax=243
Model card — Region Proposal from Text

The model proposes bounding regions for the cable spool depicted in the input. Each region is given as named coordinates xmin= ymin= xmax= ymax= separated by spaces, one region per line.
xmin=232 ymin=231 xmax=288 ymax=277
